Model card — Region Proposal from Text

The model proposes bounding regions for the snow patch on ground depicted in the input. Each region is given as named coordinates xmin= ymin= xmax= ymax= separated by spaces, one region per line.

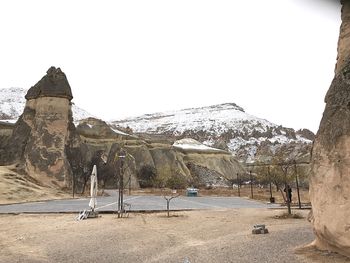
xmin=111 ymin=128 xmax=130 ymax=136
xmin=0 ymin=119 xmax=17 ymax=124
xmin=173 ymin=138 xmax=222 ymax=152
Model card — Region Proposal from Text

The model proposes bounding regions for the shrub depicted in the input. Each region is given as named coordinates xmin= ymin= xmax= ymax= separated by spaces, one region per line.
xmin=166 ymin=174 xmax=188 ymax=189
xmin=137 ymin=165 xmax=157 ymax=188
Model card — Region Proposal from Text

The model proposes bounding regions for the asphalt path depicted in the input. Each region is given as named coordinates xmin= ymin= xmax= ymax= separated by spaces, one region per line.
xmin=0 ymin=193 xmax=279 ymax=213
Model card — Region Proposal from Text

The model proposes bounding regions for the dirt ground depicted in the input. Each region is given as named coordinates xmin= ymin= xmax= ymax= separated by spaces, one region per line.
xmin=1 ymin=208 xmax=349 ymax=263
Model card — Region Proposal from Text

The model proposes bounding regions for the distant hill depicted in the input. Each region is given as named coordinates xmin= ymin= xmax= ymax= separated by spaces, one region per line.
xmin=110 ymin=103 xmax=314 ymax=162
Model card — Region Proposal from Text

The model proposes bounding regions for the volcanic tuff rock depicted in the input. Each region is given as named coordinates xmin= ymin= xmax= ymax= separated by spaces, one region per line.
xmin=25 ymin=67 xmax=73 ymax=100
xmin=310 ymin=0 xmax=350 ymax=258
xmin=0 ymin=67 xmax=81 ymax=187
xmin=77 ymin=117 xmax=133 ymax=139
xmin=93 ymin=138 xmax=244 ymax=189
xmin=110 ymin=103 xmax=313 ymax=163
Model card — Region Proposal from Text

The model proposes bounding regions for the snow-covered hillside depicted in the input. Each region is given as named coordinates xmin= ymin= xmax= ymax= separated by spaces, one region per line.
xmin=112 ymin=103 xmax=281 ymax=135
xmin=0 ymin=87 xmax=93 ymax=122
xmin=111 ymin=103 xmax=313 ymax=162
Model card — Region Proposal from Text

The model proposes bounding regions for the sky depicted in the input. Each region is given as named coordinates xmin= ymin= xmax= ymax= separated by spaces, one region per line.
xmin=0 ymin=0 xmax=341 ymax=133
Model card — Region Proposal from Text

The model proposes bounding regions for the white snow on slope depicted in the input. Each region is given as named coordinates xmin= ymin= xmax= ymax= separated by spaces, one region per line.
xmin=0 ymin=87 xmax=93 ymax=121
xmin=112 ymin=103 xmax=275 ymax=136
xmin=0 ymin=87 xmax=26 ymax=119
xmin=111 ymin=128 xmax=130 ymax=136
xmin=173 ymin=138 xmax=222 ymax=152
xmin=111 ymin=102 xmax=312 ymax=161
xmin=0 ymin=119 xmax=17 ymax=124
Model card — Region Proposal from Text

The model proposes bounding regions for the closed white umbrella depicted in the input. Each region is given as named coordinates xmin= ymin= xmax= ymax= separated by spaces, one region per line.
xmin=89 ymin=165 xmax=98 ymax=210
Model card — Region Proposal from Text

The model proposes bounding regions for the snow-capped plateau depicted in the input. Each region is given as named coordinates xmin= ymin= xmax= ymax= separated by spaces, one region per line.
xmin=112 ymin=103 xmax=259 ymax=135
xmin=0 ymin=87 xmax=93 ymax=122
xmin=111 ymin=103 xmax=314 ymax=162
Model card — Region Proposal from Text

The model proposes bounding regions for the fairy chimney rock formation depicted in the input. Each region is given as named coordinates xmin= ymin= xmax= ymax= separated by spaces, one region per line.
xmin=9 ymin=67 xmax=78 ymax=187
xmin=310 ymin=0 xmax=350 ymax=258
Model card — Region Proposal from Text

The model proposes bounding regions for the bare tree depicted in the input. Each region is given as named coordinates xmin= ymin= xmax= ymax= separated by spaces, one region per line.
xmin=161 ymin=189 xmax=180 ymax=217
xmin=110 ymin=147 xmax=136 ymax=218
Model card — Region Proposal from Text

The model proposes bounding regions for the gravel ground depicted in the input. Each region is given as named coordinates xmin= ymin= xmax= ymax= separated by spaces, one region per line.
xmin=0 ymin=208 xmax=348 ymax=263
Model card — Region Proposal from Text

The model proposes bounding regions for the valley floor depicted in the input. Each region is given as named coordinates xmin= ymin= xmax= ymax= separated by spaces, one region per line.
xmin=0 ymin=209 xmax=348 ymax=263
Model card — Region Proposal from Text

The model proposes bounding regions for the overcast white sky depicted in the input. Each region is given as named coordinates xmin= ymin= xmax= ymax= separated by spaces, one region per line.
xmin=0 ymin=0 xmax=341 ymax=133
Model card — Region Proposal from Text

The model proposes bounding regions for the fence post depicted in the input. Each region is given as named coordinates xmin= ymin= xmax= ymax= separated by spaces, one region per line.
xmin=237 ymin=173 xmax=241 ymax=197
xmin=294 ymin=161 xmax=302 ymax=209
xmin=250 ymin=170 xmax=253 ymax=199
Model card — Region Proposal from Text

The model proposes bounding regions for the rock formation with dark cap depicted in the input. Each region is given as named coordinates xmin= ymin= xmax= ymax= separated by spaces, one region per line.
xmin=2 ymin=67 xmax=81 ymax=187
xmin=25 ymin=67 xmax=73 ymax=101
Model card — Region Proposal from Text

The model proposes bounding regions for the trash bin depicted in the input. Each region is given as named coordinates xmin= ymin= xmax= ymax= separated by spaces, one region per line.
xmin=270 ymin=197 xmax=275 ymax=203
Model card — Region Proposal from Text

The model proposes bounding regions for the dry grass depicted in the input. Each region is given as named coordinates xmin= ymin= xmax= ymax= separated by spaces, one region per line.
xmin=131 ymin=186 xmax=310 ymax=204
xmin=199 ymin=186 xmax=310 ymax=204
xmin=0 ymin=165 xmax=70 ymax=205
xmin=273 ymin=211 xmax=304 ymax=219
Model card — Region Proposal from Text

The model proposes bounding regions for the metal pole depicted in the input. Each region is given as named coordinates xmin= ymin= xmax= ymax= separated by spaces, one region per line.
xmin=268 ymin=166 xmax=273 ymax=200
xmin=237 ymin=173 xmax=240 ymax=197
xmin=285 ymin=182 xmax=291 ymax=215
xmin=167 ymin=199 xmax=170 ymax=217
xmin=117 ymin=166 xmax=121 ymax=218
xmin=116 ymin=187 xmax=119 ymax=215
xmin=118 ymin=156 xmax=124 ymax=218
xmin=283 ymin=166 xmax=291 ymax=215
xmin=249 ymin=170 xmax=253 ymax=199
xmin=121 ymin=161 xmax=124 ymax=215
xmin=294 ymin=161 xmax=302 ymax=209
xmin=269 ymin=181 xmax=272 ymax=199
xmin=72 ymin=174 xmax=75 ymax=198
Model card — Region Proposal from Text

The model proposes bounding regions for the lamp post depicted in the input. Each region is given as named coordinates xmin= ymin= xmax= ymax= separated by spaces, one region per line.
xmin=237 ymin=173 xmax=240 ymax=197
xmin=117 ymin=149 xmax=126 ymax=218
xmin=249 ymin=170 xmax=253 ymax=199
xmin=294 ymin=160 xmax=302 ymax=209
xmin=245 ymin=159 xmax=254 ymax=199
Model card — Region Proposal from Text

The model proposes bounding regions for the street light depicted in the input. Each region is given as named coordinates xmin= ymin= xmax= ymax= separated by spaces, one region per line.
xmin=117 ymin=149 xmax=126 ymax=218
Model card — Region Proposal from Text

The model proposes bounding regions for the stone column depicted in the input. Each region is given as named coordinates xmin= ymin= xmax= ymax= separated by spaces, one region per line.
xmin=335 ymin=0 xmax=350 ymax=74
xmin=310 ymin=0 xmax=350 ymax=257
xmin=8 ymin=67 xmax=81 ymax=188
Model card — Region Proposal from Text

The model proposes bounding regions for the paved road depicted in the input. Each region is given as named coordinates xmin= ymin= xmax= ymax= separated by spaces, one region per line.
xmin=0 ymin=194 xmax=279 ymax=213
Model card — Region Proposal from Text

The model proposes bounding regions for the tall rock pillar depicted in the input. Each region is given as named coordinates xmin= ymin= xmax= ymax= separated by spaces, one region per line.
xmin=9 ymin=67 xmax=80 ymax=187
xmin=310 ymin=0 xmax=350 ymax=257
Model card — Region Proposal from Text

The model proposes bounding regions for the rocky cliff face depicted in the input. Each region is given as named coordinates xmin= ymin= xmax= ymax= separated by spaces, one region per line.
xmin=53 ymin=115 xmax=243 ymax=190
xmin=310 ymin=0 xmax=350 ymax=257
xmin=335 ymin=1 xmax=350 ymax=74
xmin=1 ymin=67 xmax=81 ymax=187
xmin=88 ymin=137 xmax=244 ymax=190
